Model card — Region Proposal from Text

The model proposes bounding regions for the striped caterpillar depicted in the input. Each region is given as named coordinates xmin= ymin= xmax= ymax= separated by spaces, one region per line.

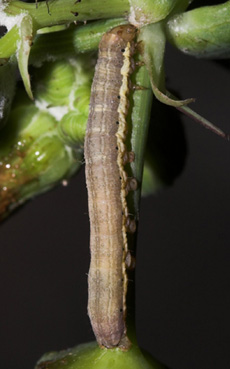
xmin=84 ymin=25 xmax=137 ymax=350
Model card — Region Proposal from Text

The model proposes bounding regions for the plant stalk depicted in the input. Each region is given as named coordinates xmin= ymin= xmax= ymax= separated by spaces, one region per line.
xmin=4 ymin=0 xmax=130 ymax=28
xmin=125 ymin=61 xmax=153 ymax=343
xmin=29 ymin=18 xmax=128 ymax=65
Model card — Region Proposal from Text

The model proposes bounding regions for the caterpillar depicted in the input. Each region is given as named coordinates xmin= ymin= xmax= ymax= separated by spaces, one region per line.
xmin=84 ymin=25 xmax=137 ymax=350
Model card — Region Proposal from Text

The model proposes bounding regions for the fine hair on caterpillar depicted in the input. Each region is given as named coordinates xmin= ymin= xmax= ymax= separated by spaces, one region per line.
xmin=84 ymin=24 xmax=138 ymax=350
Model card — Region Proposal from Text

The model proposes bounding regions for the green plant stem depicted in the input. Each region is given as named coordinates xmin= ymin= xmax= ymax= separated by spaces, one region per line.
xmin=5 ymin=0 xmax=130 ymax=28
xmin=30 ymin=18 xmax=128 ymax=65
xmin=125 ymin=63 xmax=153 ymax=343
xmin=130 ymin=66 xmax=153 ymax=217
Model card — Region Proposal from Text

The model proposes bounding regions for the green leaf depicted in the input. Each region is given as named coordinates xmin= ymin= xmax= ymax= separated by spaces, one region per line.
xmin=177 ymin=104 xmax=230 ymax=140
xmin=139 ymin=22 xmax=194 ymax=107
xmin=17 ymin=14 xmax=34 ymax=99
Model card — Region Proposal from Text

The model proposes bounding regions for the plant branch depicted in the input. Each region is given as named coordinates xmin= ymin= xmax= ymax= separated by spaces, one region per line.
xmin=29 ymin=18 xmax=128 ymax=65
xmin=4 ymin=0 xmax=130 ymax=29
xmin=125 ymin=61 xmax=153 ymax=343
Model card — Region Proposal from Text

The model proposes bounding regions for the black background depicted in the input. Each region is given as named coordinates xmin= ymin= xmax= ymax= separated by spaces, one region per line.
xmin=1 ymin=1 xmax=230 ymax=369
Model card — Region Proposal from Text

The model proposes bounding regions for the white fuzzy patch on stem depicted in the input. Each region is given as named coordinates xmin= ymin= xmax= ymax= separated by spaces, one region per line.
xmin=128 ymin=1 xmax=153 ymax=27
xmin=35 ymin=99 xmax=68 ymax=121
xmin=0 ymin=3 xmax=27 ymax=31
xmin=128 ymin=5 xmax=139 ymax=27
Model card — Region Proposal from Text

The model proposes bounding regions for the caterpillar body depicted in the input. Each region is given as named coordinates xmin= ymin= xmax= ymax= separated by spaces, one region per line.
xmin=84 ymin=25 xmax=137 ymax=350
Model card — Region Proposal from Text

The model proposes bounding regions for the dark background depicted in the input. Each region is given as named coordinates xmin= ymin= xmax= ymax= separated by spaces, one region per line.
xmin=1 ymin=1 xmax=230 ymax=369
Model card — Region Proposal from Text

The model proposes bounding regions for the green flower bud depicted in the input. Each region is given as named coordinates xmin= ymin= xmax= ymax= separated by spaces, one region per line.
xmin=58 ymin=84 xmax=90 ymax=148
xmin=20 ymin=134 xmax=74 ymax=181
xmin=34 ymin=60 xmax=76 ymax=106
xmin=73 ymin=85 xmax=91 ymax=115
xmin=35 ymin=341 xmax=166 ymax=369
xmin=0 ymin=100 xmax=56 ymax=156
xmin=58 ymin=111 xmax=87 ymax=148
xmin=0 ymin=89 xmax=81 ymax=220
xmin=166 ymin=2 xmax=230 ymax=58
xmin=0 ymin=54 xmax=94 ymax=220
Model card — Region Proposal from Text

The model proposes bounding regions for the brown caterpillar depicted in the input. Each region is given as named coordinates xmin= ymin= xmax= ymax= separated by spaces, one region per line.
xmin=84 ymin=25 xmax=137 ymax=350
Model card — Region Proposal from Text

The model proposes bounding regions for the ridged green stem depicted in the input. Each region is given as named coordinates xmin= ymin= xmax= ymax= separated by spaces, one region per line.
xmin=4 ymin=0 xmax=130 ymax=28
xmin=30 ymin=18 xmax=128 ymax=65
xmin=130 ymin=66 xmax=153 ymax=217
xmin=125 ymin=62 xmax=153 ymax=343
